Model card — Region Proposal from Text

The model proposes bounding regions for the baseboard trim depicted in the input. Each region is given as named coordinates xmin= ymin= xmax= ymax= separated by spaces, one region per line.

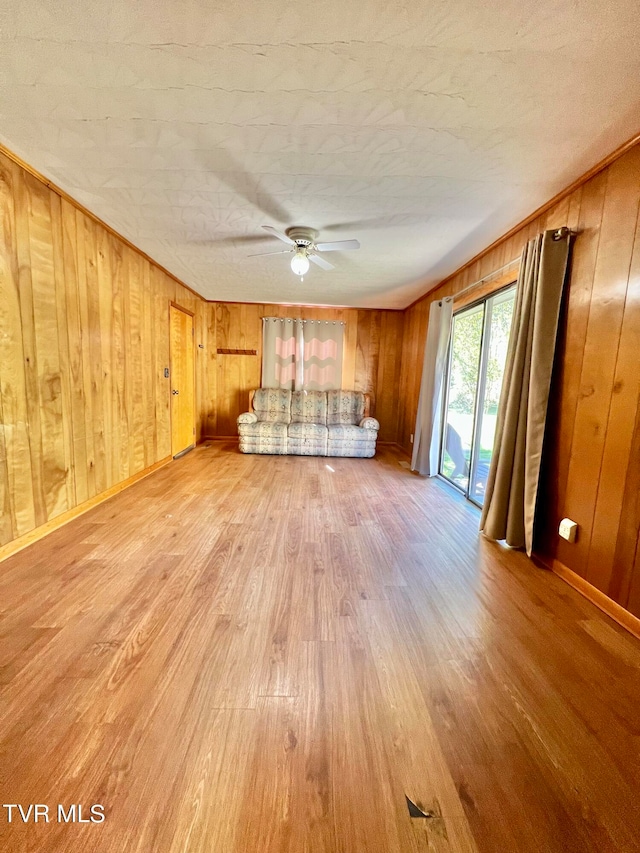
xmin=378 ymin=441 xmax=411 ymax=458
xmin=0 ymin=456 xmax=172 ymax=564
xmin=552 ymin=559 xmax=640 ymax=641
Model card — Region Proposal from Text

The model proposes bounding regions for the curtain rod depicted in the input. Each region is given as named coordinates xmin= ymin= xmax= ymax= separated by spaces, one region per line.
xmin=439 ymin=226 xmax=577 ymax=305
xmin=262 ymin=317 xmax=345 ymax=325
xmin=439 ymin=257 xmax=521 ymax=305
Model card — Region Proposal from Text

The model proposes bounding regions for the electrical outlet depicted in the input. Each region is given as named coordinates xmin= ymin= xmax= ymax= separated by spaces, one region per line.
xmin=559 ymin=517 xmax=578 ymax=543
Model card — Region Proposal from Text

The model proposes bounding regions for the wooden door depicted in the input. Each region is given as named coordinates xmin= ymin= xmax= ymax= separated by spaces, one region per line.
xmin=170 ymin=305 xmax=195 ymax=457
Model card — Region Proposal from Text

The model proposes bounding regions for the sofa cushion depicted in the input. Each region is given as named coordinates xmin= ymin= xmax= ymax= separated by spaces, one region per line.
xmin=288 ymin=422 xmax=328 ymax=440
xmin=327 ymin=442 xmax=375 ymax=458
xmin=291 ymin=390 xmax=327 ymax=424
xmin=327 ymin=423 xmax=372 ymax=441
xmin=238 ymin=388 xmax=377 ymax=457
xmin=239 ymin=437 xmax=288 ymax=455
xmin=359 ymin=416 xmax=380 ymax=431
xmin=287 ymin=440 xmax=327 ymax=456
xmin=238 ymin=421 xmax=288 ymax=440
xmin=253 ymin=388 xmax=292 ymax=424
xmin=238 ymin=419 xmax=288 ymax=455
xmin=327 ymin=390 xmax=365 ymax=425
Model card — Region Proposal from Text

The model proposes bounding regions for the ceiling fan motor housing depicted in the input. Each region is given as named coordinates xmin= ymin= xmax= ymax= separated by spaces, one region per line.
xmin=286 ymin=226 xmax=318 ymax=249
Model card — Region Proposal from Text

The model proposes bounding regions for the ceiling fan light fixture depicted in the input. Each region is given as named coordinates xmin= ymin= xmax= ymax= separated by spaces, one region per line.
xmin=255 ymin=224 xmax=359 ymax=275
xmin=290 ymin=251 xmax=310 ymax=276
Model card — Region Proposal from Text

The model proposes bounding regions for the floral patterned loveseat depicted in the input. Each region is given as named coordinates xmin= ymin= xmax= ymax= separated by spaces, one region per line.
xmin=237 ymin=389 xmax=380 ymax=457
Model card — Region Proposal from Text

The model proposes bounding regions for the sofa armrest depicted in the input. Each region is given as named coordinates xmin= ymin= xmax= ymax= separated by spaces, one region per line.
xmin=237 ymin=411 xmax=258 ymax=425
xmin=359 ymin=416 xmax=380 ymax=431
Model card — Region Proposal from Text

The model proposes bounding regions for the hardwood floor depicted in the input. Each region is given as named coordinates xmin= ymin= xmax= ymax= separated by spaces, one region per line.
xmin=1 ymin=444 xmax=639 ymax=852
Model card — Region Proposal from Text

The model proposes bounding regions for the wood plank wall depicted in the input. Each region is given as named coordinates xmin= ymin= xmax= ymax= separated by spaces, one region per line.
xmin=0 ymin=147 xmax=403 ymax=553
xmin=203 ymin=303 xmax=403 ymax=443
xmin=4 ymin=129 xmax=637 ymax=625
xmin=0 ymin=148 xmax=211 ymax=551
xmin=397 ymin=143 xmax=640 ymax=620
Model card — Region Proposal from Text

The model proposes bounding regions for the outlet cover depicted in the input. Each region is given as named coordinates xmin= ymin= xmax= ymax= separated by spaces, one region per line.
xmin=559 ymin=518 xmax=578 ymax=543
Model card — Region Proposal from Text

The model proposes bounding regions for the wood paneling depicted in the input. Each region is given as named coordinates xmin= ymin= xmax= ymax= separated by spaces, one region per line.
xmin=203 ymin=303 xmax=403 ymax=443
xmin=398 ymin=142 xmax=640 ymax=622
xmin=0 ymin=145 xmax=403 ymax=555
xmin=0 ymin=149 xmax=208 ymax=555
xmin=1 ymin=444 xmax=640 ymax=852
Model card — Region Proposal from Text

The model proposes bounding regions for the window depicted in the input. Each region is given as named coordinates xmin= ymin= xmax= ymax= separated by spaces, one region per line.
xmin=261 ymin=318 xmax=344 ymax=391
xmin=440 ymin=285 xmax=515 ymax=506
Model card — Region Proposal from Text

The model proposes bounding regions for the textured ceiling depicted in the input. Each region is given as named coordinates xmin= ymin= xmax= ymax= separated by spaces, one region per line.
xmin=1 ymin=1 xmax=640 ymax=308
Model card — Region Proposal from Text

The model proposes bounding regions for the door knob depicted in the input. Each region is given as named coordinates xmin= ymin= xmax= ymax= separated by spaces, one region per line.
xmin=172 ymin=389 xmax=179 ymax=395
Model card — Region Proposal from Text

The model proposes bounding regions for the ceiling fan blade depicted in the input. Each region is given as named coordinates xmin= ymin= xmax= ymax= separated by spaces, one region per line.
xmin=248 ymin=249 xmax=292 ymax=257
xmin=323 ymin=219 xmax=378 ymax=232
xmin=315 ymin=239 xmax=360 ymax=252
xmin=308 ymin=252 xmax=334 ymax=271
xmin=187 ymin=234 xmax=269 ymax=246
xmin=323 ymin=215 xmax=432 ymax=231
xmin=201 ymin=149 xmax=290 ymax=223
xmin=262 ymin=225 xmax=296 ymax=245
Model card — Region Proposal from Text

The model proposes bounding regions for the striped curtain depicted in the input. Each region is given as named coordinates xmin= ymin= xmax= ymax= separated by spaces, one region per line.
xmin=302 ymin=320 xmax=344 ymax=391
xmin=261 ymin=318 xmax=304 ymax=390
xmin=261 ymin=318 xmax=344 ymax=391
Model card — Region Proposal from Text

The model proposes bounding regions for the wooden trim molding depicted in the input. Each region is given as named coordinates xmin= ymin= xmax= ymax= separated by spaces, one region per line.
xmin=0 ymin=143 xmax=407 ymax=313
xmin=217 ymin=348 xmax=258 ymax=355
xmin=0 ymin=456 xmax=172 ymax=565
xmin=552 ymin=560 xmax=640 ymax=641
xmin=453 ymin=268 xmax=520 ymax=311
xmin=0 ymin=142 xmax=206 ymax=303
xmin=4 ymin=132 xmax=640 ymax=313
xmin=170 ymin=300 xmax=195 ymax=317
xmin=406 ymin=128 xmax=640 ymax=310
xmin=392 ymin=442 xmax=411 ymax=458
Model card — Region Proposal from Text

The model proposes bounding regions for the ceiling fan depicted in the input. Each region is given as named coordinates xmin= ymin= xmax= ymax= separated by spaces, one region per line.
xmin=249 ymin=226 xmax=360 ymax=277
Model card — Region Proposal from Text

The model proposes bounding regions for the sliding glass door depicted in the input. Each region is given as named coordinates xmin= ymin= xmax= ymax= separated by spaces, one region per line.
xmin=440 ymin=303 xmax=484 ymax=493
xmin=440 ymin=286 xmax=515 ymax=506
